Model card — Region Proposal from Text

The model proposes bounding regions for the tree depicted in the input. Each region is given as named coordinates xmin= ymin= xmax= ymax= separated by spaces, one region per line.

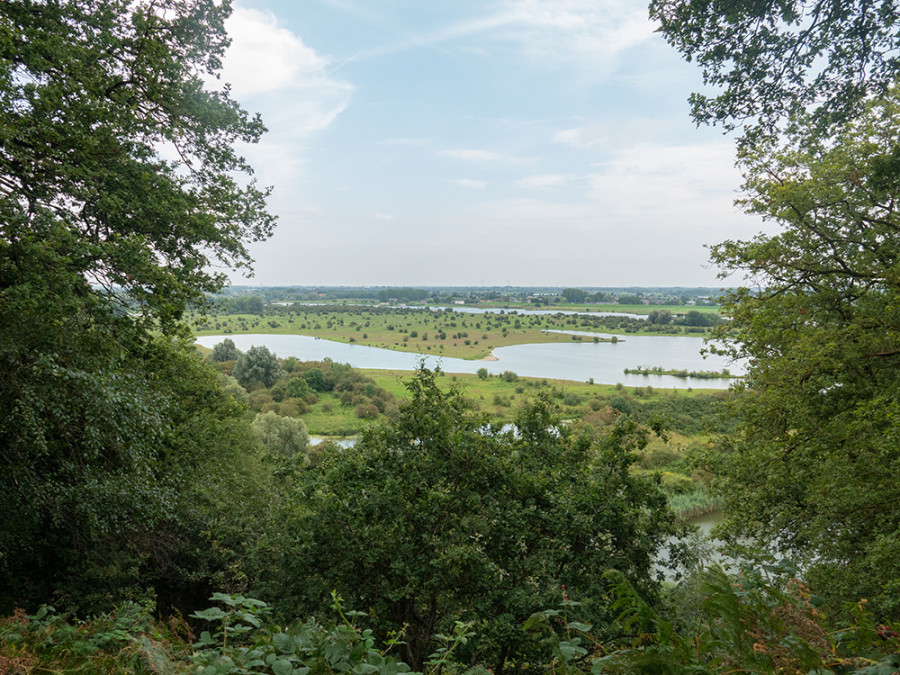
xmin=706 ymin=91 xmax=900 ymax=614
xmin=273 ymin=368 xmax=677 ymax=672
xmin=0 ymin=0 xmax=274 ymax=330
xmin=562 ymin=288 xmax=588 ymax=303
xmin=0 ymin=0 xmax=274 ymax=613
xmin=302 ymin=367 xmax=327 ymax=391
xmin=212 ymin=338 xmax=241 ymax=362
xmin=252 ymin=411 xmax=309 ymax=458
xmin=286 ymin=376 xmax=310 ymax=398
xmin=228 ymin=296 xmax=265 ymax=314
xmin=653 ymin=0 xmax=900 ymax=615
xmin=647 ymin=310 xmax=672 ymax=325
xmin=0 ymin=335 xmax=267 ymax=614
xmin=678 ymin=310 xmax=719 ymax=327
xmin=649 ymin=0 xmax=900 ymax=138
xmin=233 ymin=345 xmax=284 ymax=388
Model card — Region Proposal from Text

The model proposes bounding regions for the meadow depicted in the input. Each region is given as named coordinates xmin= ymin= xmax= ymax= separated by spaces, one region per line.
xmin=191 ymin=303 xmax=719 ymax=360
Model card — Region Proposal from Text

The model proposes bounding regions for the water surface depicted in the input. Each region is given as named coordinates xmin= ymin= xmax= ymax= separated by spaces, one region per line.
xmin=197 ymin=333 xmax=742 ymax=388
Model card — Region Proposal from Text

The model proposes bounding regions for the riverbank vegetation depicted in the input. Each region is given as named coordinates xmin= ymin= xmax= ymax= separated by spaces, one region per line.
xmin=624 ymin=365 xmax=737 ymax=379
xmin=204 ymin=337 xmax=730 ymax=522
xmin=190 ymin=303 xmax=722 ymax=360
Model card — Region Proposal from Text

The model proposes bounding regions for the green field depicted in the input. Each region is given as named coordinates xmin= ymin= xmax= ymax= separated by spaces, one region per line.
xmin=191 ymin=304 xmax=718 ymax=360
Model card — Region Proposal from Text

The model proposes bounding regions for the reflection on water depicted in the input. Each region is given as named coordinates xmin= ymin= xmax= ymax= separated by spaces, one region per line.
xmin=688 ymin=509 xmax=725 ymax=536
xmin=308 ymin=435 xmax=357 ymax=448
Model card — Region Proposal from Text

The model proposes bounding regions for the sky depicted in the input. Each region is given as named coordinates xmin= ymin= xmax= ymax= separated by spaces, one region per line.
xmin=216 ymin=0 xmax=766 ymax=288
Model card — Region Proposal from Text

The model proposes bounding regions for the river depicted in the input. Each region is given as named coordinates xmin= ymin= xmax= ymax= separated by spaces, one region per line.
xmin=195 ymin=332 xmax=743 ymax=389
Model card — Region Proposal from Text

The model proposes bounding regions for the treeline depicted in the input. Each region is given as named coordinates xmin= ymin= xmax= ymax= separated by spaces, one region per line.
xmin=624 ymin=365 xmax=735 ymax=379
xmin=214 ymin=287 xmax=721 ymax=308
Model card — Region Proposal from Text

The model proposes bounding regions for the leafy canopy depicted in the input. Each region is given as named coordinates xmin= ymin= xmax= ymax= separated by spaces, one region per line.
xmin=0 ymin=0 xmax=275 ymax=330
xmin=233 ymin=344 xmax=284 ymax=388
xmin=272 ymin=368 xmax=678 ymax=672
xmin=0 ymin=0 xmax=275 ymax=613
xmin=650 ymin=0 xmax=900 ymax=138
xmin=707 ymin=90 xmax=900 ymax=614
xmin=654 ymin=0 xmax=900 ymax=617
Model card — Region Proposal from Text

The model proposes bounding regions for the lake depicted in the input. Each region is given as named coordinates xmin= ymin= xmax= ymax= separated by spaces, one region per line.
xmin=196 ymin=332 xmax=743 ymax=389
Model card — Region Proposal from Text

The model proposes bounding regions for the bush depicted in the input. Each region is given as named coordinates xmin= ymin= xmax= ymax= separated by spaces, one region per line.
xmin=280 ymin=398 xmax=307 ymax=417
xmin=355 ymin=403 xmax=379 ymax=419
xmin=609 ymin=395 xmax=633 ymax=415
xmin=252 ymin=411 xmax=309 ymax=458
xmin=286 ymin=377 xmax=310 ymax=399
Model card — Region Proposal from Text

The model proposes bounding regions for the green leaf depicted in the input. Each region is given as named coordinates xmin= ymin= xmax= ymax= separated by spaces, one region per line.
xmin=273 ymin=632 xmax=293 ymax=653
xmin=273 ymin=660 xmax=295 ymax=675
xmin=192 ymin=607 xmax=228 ymax=622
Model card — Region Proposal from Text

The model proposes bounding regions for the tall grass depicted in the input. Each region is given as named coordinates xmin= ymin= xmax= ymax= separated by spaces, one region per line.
xmin=668 ymin=487 xmax=724 ymax=521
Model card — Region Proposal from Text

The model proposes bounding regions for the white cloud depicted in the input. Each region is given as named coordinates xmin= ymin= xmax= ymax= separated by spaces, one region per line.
xmin=216 ymin=6 xmax=354 ymax=206
xmin=491 ymin=0 xmax=654 ymax=74
xmin=350 ymin=0 xmax=653 ymax=79
xmin=517 ymin=173 xmax=567 ymax=189
xmin=219 ymin=7 xmax=353 ymax=135
xmin=374 ymin=212 xmax=395 ymax=221
xmin=555 ymin=118 xmax=674 ymax=151
xmin=222 ymin=8 xmax=325 ymax=97
xmin=586 ymin=142 xmax=741 ymax=222
xmin=452 ymin=179 xmax=488 ymax=189
xmin=555 ymin=126 xmax=607 ymax=150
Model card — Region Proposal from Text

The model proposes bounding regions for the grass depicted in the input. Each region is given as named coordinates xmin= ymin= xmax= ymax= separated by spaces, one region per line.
xmin=190 ymin=305 xmax=716 ymax=360
xmin=299 ymin=392 xmax=374 ymax=436
xmin=667 ymin=488 xmax=725 ymax=521
xmin=362 ymin=368 xmax=717 ymax=426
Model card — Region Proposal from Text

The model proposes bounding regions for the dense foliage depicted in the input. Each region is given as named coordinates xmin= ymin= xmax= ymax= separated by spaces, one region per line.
xmin=0 ymin=0 xmax=273 ymax=614
xmin=3 ymin=566 xmax=898 ymax=674
xmin=707 ymin=92 xmax=900 ymax=615
xmin=649 ymin=0 xmax=900 ymax=138
xmin=657 ymin=0 xmax=900 ymax=620
xmin=264 ymin=368 xmax=678 ymax=672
